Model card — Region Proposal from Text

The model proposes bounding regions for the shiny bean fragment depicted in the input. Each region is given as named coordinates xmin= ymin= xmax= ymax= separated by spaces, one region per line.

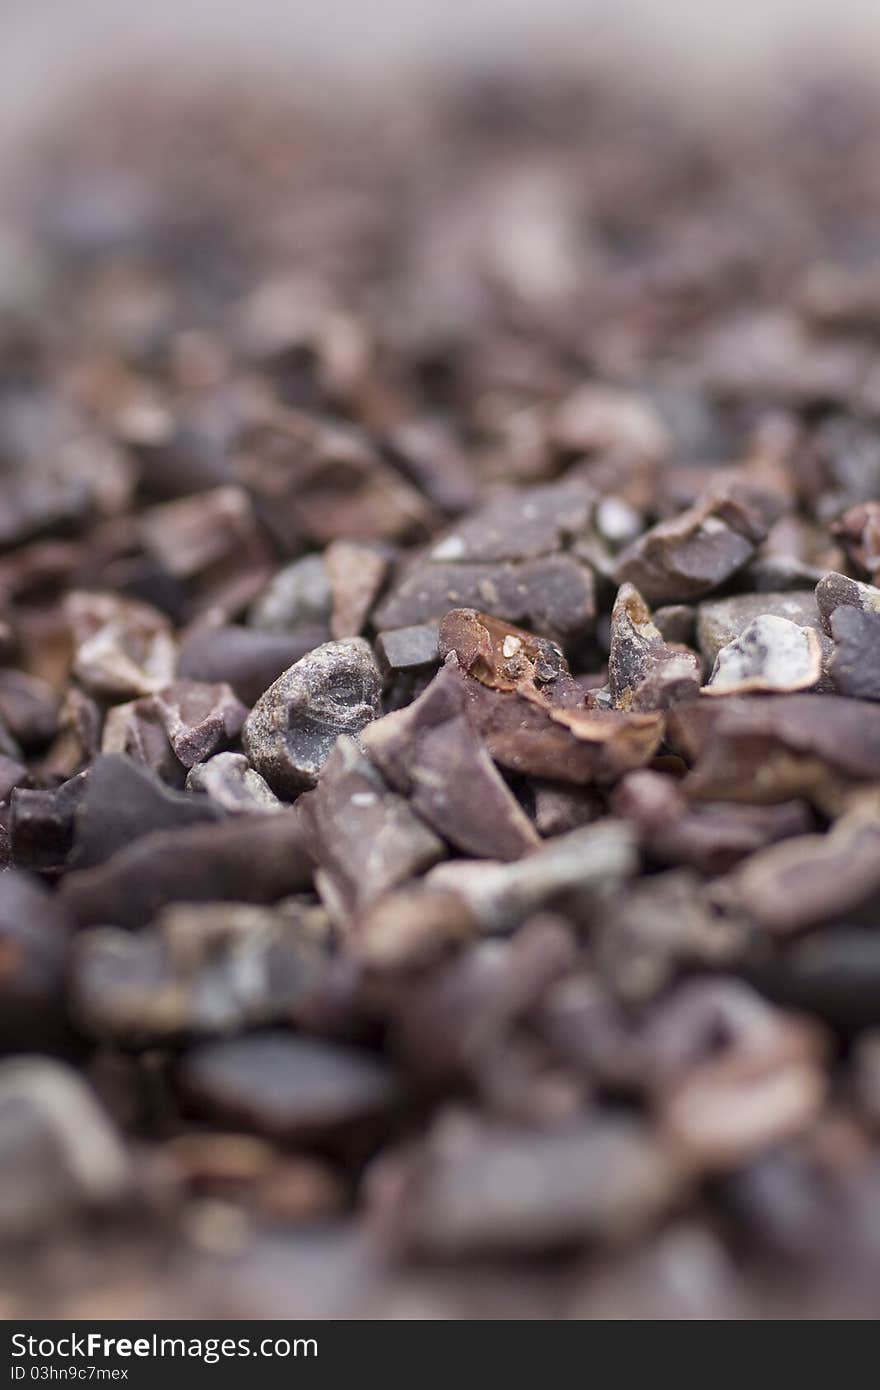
xmin=243 ymin=638 xmax=382 ymax=796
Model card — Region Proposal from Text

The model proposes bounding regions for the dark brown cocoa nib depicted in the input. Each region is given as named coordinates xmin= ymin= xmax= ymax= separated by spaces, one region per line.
xmin=361 ymin=662 xmax=539 ymax=860
xmin=9 ymin=67 xmax=880 ymax=1319
xmin=60 ymin=811 xmax=312 ymax=927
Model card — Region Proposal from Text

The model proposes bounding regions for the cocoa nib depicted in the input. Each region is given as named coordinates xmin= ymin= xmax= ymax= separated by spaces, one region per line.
xmin=60 ymin=811 xmax=312 ymax=928
xmin=716 ymin=807 xmax=880 ymax=934
xmin=828 ymin=607 xmax=880 ymax=699
xmin=704 ymin=615 xmax=822 ymax=696
xmin=178 ymin=1032 xmax=398 ymax=1142
xmin=674 ymin=694 xmax=880 ymax=803
xmin=832 ymin=502 xmax=880 ymax=585
xmin=297 ymin=736 xmax=445 ymax=921
xmin=65 ymin=590 xmax=177 ymax=700
xmin=178 ymin=625 xmax=326 ymax=706
xmin=71 ymin=902 xmax=329 ymax=1043
xmin=0 ymin=872 xmax=72 ymax=1047
xmin=0 ymin=1058 xmax=130 ymax=1241
xmin=608 ymin=584 xmax=701 ymax=711
xmin=460 ymin=678 xmax=663 ymax=784
xmin=70 ymin=753 xmax=225 ymax=870
xmin=438 ymin=607 xmax=664 ymax=782
xmin=614 ymin=770 xmax=814 ymax=875
xmin=369 ymin=1111 xmax=687 ymax=1257
xmin=439 ymin=607 xmax=569 ymax=692
xmin=185 ymin=751 xmax=282 ymax=814
xmin=614 ymin=483 xmax=784 ymax=606
xmin=361 ymin=663 xmax=539 ymax=861
xmin=376 ymin=624 xmax=440 ymax=675
xmin=374 ymin=553 xmax=596 ymax=655
xmin=242 ymin=637 xmax=382 ymax=796
xmin=815 ymin=571 xmax=880 ymax=635
xmin=374 ymin=480 xmax=598 ymax=651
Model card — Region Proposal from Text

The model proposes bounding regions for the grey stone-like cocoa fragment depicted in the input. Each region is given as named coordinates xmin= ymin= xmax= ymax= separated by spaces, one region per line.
xmin=376 ymin=625 xmax=440 ymax=674
xmin=0 ymin=871 xmax=72 ymax=1048
xmin=70 ymin=754 xmax=224 ymax=870
xmin=828 ymin=607 xmax=880 ymax=700
xmin=0 ymin=1058 xmax=130 ymax=1241
xmin=854 ymin=1031 xmax=880 ymax=1120
xmin=696 ymin=590 xmax=827 ymax=664
xmin=178 ymin=625 xmax=327 ymax=707
xmin=426 ymin=819 xmax=637 ymax=933
xmin=178 ymin=1032 xmax=398 ymax=1141
xmin=242 ymin=637 xmax=382 ymax=796
xmin=60 ymin=810 xmax=312 ymax=928
xmin=150 ymin=680 xmax=247 ymax=768
xmin=0 ymin=716 xmax=22 ymax=763
xmin=608 ymin=584 xmax=701 ymax=711
xmin=324 ymin=539 xmax=388 ymax=640
xmin=371 ymin=1111 xmax=686 ymax=1257
xmin=0 ymin=463 xmax=92 ymax=551
xmin=65 ymin=590 xmax=177 ymax=699
xmin=815 ymin=570 xmax=880 ymax=635
xmin=704 ymin=615 xmax=822 ymax=695
xmin=614 ymin=483 xmax=784 ymax=606
xmin=248 ymin=553 xmax=332 ymax=634
xmin=568 ymin=1224 xmax=752 ymax=1321
xmin=361 ymin=663 xmax=539 ymax=862
xmin=700 ymin=309 xmax=869 ymax=408
xmin=71 ymin=902 xmax=329 ymax=1043
xmin=186 ymin=752 xmax=282 ymax=814
xmin=297 ymin=736 xmax=445 ymax=922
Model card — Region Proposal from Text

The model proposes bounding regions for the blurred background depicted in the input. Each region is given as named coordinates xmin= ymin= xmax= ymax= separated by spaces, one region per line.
xmin=5 ymin=0 xmax=880 ymax=147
